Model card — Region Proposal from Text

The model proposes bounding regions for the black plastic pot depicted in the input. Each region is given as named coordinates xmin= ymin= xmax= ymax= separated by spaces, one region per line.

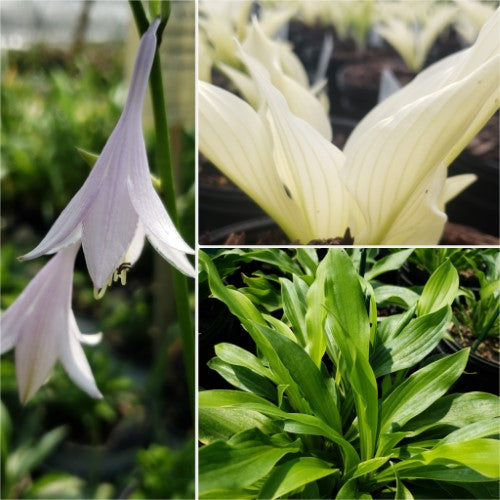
xmin=447 ymin=152 xmax=499 ymax=237
xmin=438 ymin=338 xmax=499 ymax=394
xmin=335 ymin=58 xmax=413 ymax=119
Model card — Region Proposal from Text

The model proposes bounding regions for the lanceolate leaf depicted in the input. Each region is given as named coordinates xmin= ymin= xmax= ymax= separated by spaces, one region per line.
xmin=256 ymin=324 xmax=342 ymax=432
xmin=364 ymin=249 xmax=414 ymax=280
xmin=214 ymin=343 xmax=277 ymax=383
xmin=378 ymin=349 xmax=469 ymax=454
xmin=280 ymin=276 xmax=308 ymax=346
xmin=371 ymin=306 xmax=451 ymax=377
xmin=400 ymin=439 xmax=500 ymax=479
xmin=258 ymin=457 xmax=338 ymax=499
xmin=207 ymin=358 xmax=277 ymax=401
xmin=199 ymin=407 xmax=280 ymax=445
xmin=402 ymin=391 xmax=500 ymax=437
xmin=417 ymin=260 xmax=459 ymax=315
xmin=198 ymin=429 xmax=301 ymax=494
xmin=323 ymin=250 xmax=377 ymax=460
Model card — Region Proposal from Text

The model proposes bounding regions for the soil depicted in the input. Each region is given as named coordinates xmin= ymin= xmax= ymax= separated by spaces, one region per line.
xmin=465 ymin=111 xmax=499 ymax=162
xmin=199 ymin=220 xmax=499 ymax=246
xmin=449 ymin=323 xmax=499 ymax=365
xmin=339 ymin=58 xmax=413 ymax=90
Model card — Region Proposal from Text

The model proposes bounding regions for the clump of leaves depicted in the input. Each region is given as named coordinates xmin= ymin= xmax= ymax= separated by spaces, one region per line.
xmin=198 ymin=249 xmax=499 ymax=499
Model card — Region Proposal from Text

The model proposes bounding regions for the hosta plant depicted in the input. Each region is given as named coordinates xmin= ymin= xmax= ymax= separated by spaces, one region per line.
xmin=198 ymin=249 xmax=499 ymax=499
xmin=200 ymin=8 xmax=499 ymax=244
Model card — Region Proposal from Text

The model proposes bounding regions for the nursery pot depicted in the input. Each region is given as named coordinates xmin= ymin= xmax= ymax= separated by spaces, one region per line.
xmin=198 ymin=161 xmax=266 ymax=234
xmin=199 ymin=216 xmax=287 ymax=245
xmin=335 ymin=58 xmax=413 ymax=118
xmin=438 ymin=338 xmax=499 ymax=394
xmin=446 ymin=150 xmax=499 ymax=238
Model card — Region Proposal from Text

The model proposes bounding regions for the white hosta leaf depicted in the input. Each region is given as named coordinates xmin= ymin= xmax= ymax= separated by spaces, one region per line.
xmin=243 ymin=19 xmax=332 ymax=139
xmin=346 ymin=53 xmax=499 ymax=244
xmin=238 ymin=47 xmax=362 ymax=241
xmin=199 ymin=81 xmax=307 ymax=241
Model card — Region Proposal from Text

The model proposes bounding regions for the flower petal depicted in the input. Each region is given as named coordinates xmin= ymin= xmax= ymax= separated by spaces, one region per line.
xmin=59 ymin=313 xmax=102 ymax=399
xmin=198 ymin=80 xmax=308 ymax=241
xmin=82 ymin=135 xmax=140 ymax=288
xmin=127 ymin=133 xmax=194 ymax=256
xmin=123 ymin=221 xmax=146 ymax=266
xmin=147 ymin=231 xmax=195 ymax=278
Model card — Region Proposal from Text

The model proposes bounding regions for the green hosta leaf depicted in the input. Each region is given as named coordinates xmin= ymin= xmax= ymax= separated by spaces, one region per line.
xmin=199 ymin=407 xmax=280 ymax=444
xmin=295 ymin=248 xmax=319 ymax=275
xmin=403 ymin=391 xmax=500 ymax=437
xmin=199 ymin=389 xmax=277 ymax=410
xmin=235 ymin=249 xmax=303 ymax=276
xmin=411 ymin=439 xmax=499 ymax=478
xmin=198 ymin=429 xmax=301 ymax=494
xmin=371 ymin=306 xmax=451 ymax=377
xmin=323 ymin=250 xmax=370 ymax=355
xmin=438 ymin=418 xmax=500 ymax=445
xmin=258 ymin=457 xmax=338 ymax=499
xmin=304 ymin=257 xmax=328 ymax=366
xmin=255 ymin=324 xmax=341 ymax=432
xmin=322 ymin=250 xmax=377 ymax=460
xmin=378 ymin=349 xmax=469 ymax=454
xmin=215 ymin=343 xmax=277 ymax=383
xmin=199 ymin=251 xmax=267 ymax=327
xmin=364 ymin=249 xmax=414 ymax=280
xmin=417 ymin=260 xmax=459 ymax=315
xmin=207 ymin=358 xmax=277 ymax=401
xmin=221 ymin=401 xmax=360 ymax=471
xmin=345 ymin=457 xmax=391 ymax=481
xmin=280 ymin=276 xmax=308 ymax=346
xmin=373 ymin=285 xmax=420 ymax=309
xmin=376 ymin=306 xmax=417 ymax=346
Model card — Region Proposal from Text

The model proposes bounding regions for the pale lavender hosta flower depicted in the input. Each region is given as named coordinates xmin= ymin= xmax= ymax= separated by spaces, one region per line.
xmin=20 ymin=18 xmax=195 ymax=291
xmin=1 ymin=243 xmax=102 ymax=404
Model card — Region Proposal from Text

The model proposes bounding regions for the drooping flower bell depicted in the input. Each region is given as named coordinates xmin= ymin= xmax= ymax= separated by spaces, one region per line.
xmin=20 ymin=18 xmax=195 ymax=290
xmin=1 ymin=243 xmax=102 ymax=404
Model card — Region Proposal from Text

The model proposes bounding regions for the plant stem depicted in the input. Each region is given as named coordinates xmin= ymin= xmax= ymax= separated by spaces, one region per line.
xmin=130 ymin=1 xmax=194 ymax=416
xmin=359 ymin=248 xmax=367 ymax=277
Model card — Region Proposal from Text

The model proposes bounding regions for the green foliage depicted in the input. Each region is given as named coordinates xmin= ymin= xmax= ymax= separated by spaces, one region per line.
xmin=133 ymin=441 xmax=195 ymax=499
xmin=199 ymin=249 xmax=500 ymax=499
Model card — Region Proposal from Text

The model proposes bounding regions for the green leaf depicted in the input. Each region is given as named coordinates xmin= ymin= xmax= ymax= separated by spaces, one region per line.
xmin=215 ymin=343 xmax=277 ymax=383
xmin=256 ymin=324 xmax=342 ymax=432
xmin=412 ymin=439 xmax=499 ymax=478
xmin=376 ymin=306 xmax=417 ymax=345
xmin=304 ymin=252 xmax=334 ymax=366
xmin=7 ymin=426 xmax=67 ymax=482
xmin=295 ymin=248 xmax=318 ymax=275
xmin=438 ymin=418 xmax=500 ymax=445
xmin=258 ymin=457 xmax=337 ymax=499
xmin=371 ymin=306 xmax=451 ymax=377
xmin=403 ymin=391 xmax=500 ymax=437
xmin=374 ymin=285 xmax=420 ymax=309
xmin=199 ymin=251 xmax=267 ymax=327
xmin=322 ymin=250 xmax=378 ymax=460
xmin=280 ymin=276 xmax=308 ymax=346
xmin=208 ymin=357 xmax=277 ymax=401
xmin=198 ymin=429 xmax=301 ymax=494
xmin=364 ymin=249 xmax=414 ymax=280
xmin=417 ymin=260 xmax=459 ymax=315
xmin=199 ymin=407 xmax=280 ymax=444
xmin=378 ymin=349 xmax=469 ymax=453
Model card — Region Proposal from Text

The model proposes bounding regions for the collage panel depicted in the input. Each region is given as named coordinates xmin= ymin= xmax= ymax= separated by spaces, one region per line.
xmin=1 ymin=1 xmax=195 ymax=499
xmin=198 ymin=0 xmax=499 ymax=246
xmin=197 ymin=247 xmax=499 ymax=499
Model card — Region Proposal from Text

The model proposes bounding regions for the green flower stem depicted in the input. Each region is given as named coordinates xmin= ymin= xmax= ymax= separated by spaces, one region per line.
xmin=130 ymin=0 xmax=194 ymax=415
xmin=471 ymin=305 xmax=499 ymax=354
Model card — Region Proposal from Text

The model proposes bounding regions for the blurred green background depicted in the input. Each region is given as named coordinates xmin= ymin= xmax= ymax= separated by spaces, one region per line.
xmin=1 ymin=1 xmax=195 ymax=498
